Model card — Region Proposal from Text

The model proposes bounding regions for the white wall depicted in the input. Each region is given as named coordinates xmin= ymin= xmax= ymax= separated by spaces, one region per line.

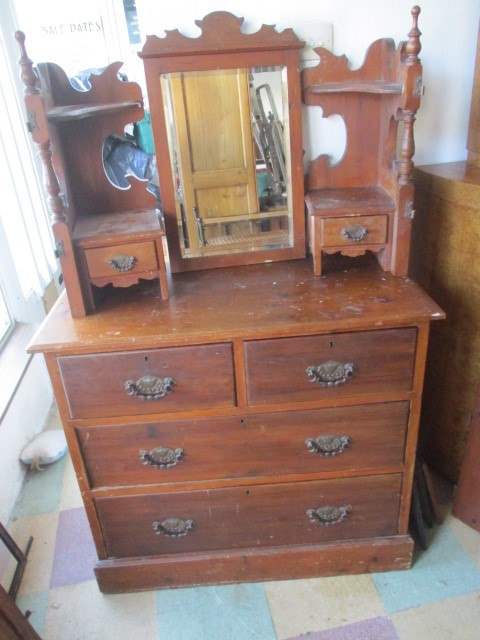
xmin=0 ymin=356 xmax=52 ymax=524
xmin=136 ymin=0 xmax=480 ymax=167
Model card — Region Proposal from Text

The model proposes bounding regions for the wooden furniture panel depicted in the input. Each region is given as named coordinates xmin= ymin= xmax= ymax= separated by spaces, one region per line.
xmin=77 ymin=401 xmax=409 ymax=489
xmin=245 ymin=328 xmax=416 ymax=405
xmin=57 ymin=343 xmax=236 ymax=419
xmin=411 ymin=163 xmax=480 ymax=480
xmin=95 ymin=474 xmax=402 ymax=558
xmin=30 ymin=256 xmax=443 ymax=592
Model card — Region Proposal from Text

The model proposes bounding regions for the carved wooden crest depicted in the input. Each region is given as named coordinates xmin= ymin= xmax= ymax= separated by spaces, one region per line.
xmin=140 ymin=11 xmax=304 ymax=58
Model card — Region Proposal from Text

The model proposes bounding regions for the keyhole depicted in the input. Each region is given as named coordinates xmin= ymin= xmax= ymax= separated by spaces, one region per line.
xmin=144 ymin=356 xmax=149 ymax=363
xmin=330 ymin=341 xmax=335 ymax=348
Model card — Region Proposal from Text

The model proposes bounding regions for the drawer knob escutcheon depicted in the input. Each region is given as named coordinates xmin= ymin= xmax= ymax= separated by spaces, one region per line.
xmin=341 ymin=224 xmax=368 ymax=242
xmin=305 ymin=434 xmax=352 ymax=457
xmin=107 ymin=254 xmax=137 ymax=272
xmin=139 ymin=446 xmax=185 ymax=468
xmin=307 ymin=505 xmax=352 ymax=526
xmin=152 ymin=517 xmax=195 ymax=537
xmin=125 ymin=375 xmax=176 ymax=400
xmin=306 ymin=361 xmax=356 ymax=387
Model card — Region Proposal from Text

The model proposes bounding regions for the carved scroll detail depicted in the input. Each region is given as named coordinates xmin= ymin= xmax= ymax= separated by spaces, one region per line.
xmin=140 ymin=11 xmax=303 ymax=58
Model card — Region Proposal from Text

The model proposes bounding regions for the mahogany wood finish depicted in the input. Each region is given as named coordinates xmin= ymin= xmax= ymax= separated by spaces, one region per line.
xmin=29 ymin=257 xmax=443 ymax=592
xmin=95 ymin=474 xmax=402 ymax=558
xmin=15 ymin=32 xmax=168 ymax=317
xmin=57 ymin=343 xmax=235 ymax=419
xmin=77 ymin=402 xmax=409 ymax=489
xmin=244 ymin=328 xmax=417 ymax=405
xmin=303 ymin=7 xmax=423 ymax=276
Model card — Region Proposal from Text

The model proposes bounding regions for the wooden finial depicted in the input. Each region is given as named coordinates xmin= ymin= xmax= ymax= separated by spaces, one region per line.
xmin=405 ymin=6 xmax=422 ymax=64
xmin=15 ymin=30 xmax=39 ymax=95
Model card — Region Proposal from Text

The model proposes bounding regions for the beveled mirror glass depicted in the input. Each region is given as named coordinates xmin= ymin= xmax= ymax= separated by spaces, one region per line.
xmin=140 ymin=12 xmax=306 ymax=272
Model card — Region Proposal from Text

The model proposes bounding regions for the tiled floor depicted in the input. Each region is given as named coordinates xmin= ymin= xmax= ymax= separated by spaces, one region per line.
xmin=3 ymin=405 xmax=480 ymax=639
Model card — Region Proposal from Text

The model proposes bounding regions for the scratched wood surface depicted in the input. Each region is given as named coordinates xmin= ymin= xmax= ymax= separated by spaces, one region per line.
xmin=29 ymin=256 xmax=443 ymax=355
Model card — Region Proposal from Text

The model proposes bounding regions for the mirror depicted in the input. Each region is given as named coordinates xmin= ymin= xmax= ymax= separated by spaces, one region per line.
xmin=140 ymin=12 xmax=306 ymax=272
xmin=161 ymin=66 xmax=291 ymax=258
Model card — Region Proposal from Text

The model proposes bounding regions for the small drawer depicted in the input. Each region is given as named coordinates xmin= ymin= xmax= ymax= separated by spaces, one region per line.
xmin=95 ymin=474 xmax=402 ymax=558
xmin=58 ymin=343 xmax=235 ymax=419
xmin=321 ymin=214 xmax=388 ymax=247
xmin=78 ymin=402 xmax=408 ymax=488
xmin=244 ymin=328 xmax=417 ymax=405
xmin=84 ymin=241 xmax=159 ymax=279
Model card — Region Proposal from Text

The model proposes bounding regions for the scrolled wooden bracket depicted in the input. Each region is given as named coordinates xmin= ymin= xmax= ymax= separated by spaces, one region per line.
xmin=305 ymin=434 xmax=352 ymax=457
xmin=306 ymin=361 xmax=357 ymax=387
xmin=152 ymin=517 xmax=195 ymax=537
xmin=139 ymin=446 xmax=185 ymax=468
xmin=307 ymin=505 xmax=352 ymax=526
xmin=124 ymin=375 xmax=176 ymax=400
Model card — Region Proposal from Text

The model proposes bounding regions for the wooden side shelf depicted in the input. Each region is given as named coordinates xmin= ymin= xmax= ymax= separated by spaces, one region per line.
xmin=15 ymin=31 xmax=169 ymax=317
xmin=46 ymin=101 xmax=142 ymax=122
xmin=302 ymin=6 xmax=423 ymax=276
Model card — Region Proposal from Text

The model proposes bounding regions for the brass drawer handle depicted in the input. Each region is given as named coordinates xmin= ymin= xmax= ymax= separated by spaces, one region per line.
xmin=107 ymin=254 xmax=137 ymax=272
xmin=341 ymin=224 xmax=368 ymax=242
xmin=306 ymin=361 xmax=356 ymax=387
xmin=307 ymin=505 xmax=351 ymax=526
xmin=124 ymin=375 xmax=176 ymax=400
xmin=152 ymin=517 xmax=195 ymax=537
xmin=305 ymin=434 xmax=351 ymax=457
xmin=139 ymin=446 xmax=185 ymax=468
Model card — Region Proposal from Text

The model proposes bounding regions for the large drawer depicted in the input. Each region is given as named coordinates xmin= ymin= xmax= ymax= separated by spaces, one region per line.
xmin=78 ymin=402 xmax=409 ymax=488
xmin=58 ymin=343 xmax=235 ymax=419
xmin=244 ymin=328 xmax=417 ymax=405
xmin=95 ymin=474 xmax=402 ymax=558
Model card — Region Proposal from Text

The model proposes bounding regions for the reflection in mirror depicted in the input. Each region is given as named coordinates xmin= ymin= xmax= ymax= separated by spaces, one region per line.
xmin=160 ymin=66 xmax=292 ymax=258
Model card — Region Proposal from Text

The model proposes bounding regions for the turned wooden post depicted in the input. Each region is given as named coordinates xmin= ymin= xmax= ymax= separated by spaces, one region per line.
xmin=15 ymin=30 xmax=67 ymax=225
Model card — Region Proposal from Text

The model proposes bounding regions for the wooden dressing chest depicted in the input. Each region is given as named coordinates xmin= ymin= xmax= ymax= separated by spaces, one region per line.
xmin=29 ymin=257 xmax=443 ymax=593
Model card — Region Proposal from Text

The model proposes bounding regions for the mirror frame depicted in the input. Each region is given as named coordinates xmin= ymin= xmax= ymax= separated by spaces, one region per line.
xmin=139 ymin=11 xmax=306 ymax=272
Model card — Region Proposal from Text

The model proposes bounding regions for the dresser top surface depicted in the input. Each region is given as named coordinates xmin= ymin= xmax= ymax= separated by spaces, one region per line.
xmin=30 ymin=257 xmax=444 ymax=354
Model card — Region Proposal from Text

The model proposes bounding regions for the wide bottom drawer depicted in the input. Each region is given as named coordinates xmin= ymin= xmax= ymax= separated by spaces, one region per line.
xmin=95 ymin=474 xmax=402 ymax=558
